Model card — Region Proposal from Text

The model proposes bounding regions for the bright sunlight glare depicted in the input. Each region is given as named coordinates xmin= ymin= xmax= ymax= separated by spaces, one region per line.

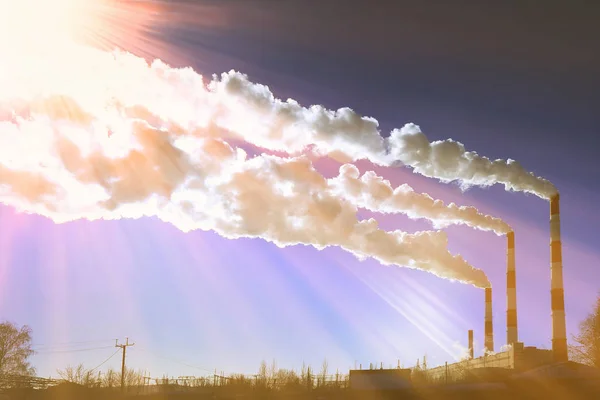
xmin=0 ymin=0 xmax=104 ymax=53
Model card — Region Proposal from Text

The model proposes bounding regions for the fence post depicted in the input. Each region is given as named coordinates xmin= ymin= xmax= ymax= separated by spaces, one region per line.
xmin=445 ymin=362 xmax=448 ymax=385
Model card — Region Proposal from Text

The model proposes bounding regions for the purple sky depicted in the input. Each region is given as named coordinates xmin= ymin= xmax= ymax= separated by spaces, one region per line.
xmin=1 ymin=0 xmax=599 ymax=379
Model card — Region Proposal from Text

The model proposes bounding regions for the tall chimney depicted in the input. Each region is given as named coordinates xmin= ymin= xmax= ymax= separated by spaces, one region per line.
xmin=468 ymin=330 xmax=474 ymax=360
xmin=484 ymin=287 xmax=494 ymax=353
xmin=506 ymin=231 xmax=518 ymax=345
xmin=550 ymin=193 xmax=568 ymax=362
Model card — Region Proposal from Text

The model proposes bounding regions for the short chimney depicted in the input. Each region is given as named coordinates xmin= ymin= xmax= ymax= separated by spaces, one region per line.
xmin=506 ymin=231 xmax=518 ymax=345
xmin=485 ymin=287 xmax=494 ymax=353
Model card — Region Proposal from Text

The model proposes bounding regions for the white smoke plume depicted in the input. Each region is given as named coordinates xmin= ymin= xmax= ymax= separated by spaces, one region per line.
xmin=3 ymin=40 xmax=555 ymax=200
xmin=330 ymin=164 xmax=511 ymax=235
xmin=498 ymin=344 xmax=513 ymax=353
xmin=215 ymin=72 xmax=557 ymax=199
xmin=0 ymin=43 xmax=491 ymax=288
xmin=386 ymin=124 xmax=557 ymax=200
xmin=483 ymin=348 xmax=496 ymax=356
xmin=451 ymin=341 xmax=473 ymax=362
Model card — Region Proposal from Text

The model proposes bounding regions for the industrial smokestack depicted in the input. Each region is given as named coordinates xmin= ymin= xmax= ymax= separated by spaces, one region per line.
xmin=506 ymin=231 xmax=518 ymax=345
xmin=468 ymin=329 xmax=474 ymax=360
xmin=550 ymin=194 xmax=568 ymax=362
xmin=484 ymin=287 xmax=494 ymax=353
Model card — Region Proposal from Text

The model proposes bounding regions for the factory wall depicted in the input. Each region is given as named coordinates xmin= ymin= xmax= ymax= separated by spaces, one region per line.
xmin=425 ymin=343 xmax=553 ymax=383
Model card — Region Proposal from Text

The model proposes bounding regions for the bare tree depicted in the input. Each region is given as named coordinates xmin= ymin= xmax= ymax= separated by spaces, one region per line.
xmin=317 ymin=358 xmax=328 ymax=387
xmin=0 ymin=322 xmax=35 ymax=376
xmin=256 ymin=360 xmax=268 ymax=388
xmin=303 ymin=364 xmax=313 ymax=389
xmin=102 ymin=368 xmax=119 ymax=388
xmin=121 ymin=368 xmax=145 ymax=387
xmin=570 ymin=295 xmax=600 ymax=367
xmin=268 ymin=359 xmax=277 ymax=388
xmin=227 ymin=373 xmax=252 ymax=389
xmin=57 ymin=364 xmax=98 ymax=387
xmin=274 ymin=368 xmax=300 ymax=390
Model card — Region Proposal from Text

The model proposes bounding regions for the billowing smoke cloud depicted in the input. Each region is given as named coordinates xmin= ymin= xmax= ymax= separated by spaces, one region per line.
xmin=386 ymin=124 xmax=557 ymax=200
xmin=0 ymin=44 xmax=490 ymax=287
xmin=2 ymin=42 xmax=554 ymax=200
xmin=0 ymin=117 xmax=488 ymax=287
xmin=215 ymin=72 xmax=556 ymax=199
xmin=330 ymin=164 xmax=511 ymax=235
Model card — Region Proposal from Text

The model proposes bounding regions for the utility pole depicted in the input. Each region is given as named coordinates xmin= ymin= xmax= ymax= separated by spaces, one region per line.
xmin=115 ymin=338 xmax=135 ymax=393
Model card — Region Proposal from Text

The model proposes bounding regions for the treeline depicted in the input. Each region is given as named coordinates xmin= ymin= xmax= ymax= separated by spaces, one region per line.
xmin=56 ymin=364 xmax=146 ymax=388
xmin=55 ymin=359 xmax=350 ymax=391
xmin=54 ymin=357 xmax=451 ymax=391
xmin=249 ymin=359 xmax=349 ymax=389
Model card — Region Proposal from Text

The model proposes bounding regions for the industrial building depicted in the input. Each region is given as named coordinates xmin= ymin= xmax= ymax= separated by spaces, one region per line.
xmin=349 ymin=194 xmax=591 ymax=390
xmin=426 ymin=343 xmax=554 ymax=383
xmin=426 ymin=193 xmax=568 ymax=381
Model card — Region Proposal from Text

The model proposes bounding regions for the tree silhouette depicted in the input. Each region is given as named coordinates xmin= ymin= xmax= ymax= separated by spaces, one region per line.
xmin=570 ymin=295 xmax=600 ymax=367
xmin=57 ymin=364 xmax=97 ymax=386
xmin=0 ymin=322 xmax=35 ymax=376
xmin=57 ymin=364 xmax=146 ymax=388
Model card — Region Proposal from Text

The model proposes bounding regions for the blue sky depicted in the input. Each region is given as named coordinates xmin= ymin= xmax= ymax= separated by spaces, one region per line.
xmin=1 ymin=0 xmax=599 ymax=379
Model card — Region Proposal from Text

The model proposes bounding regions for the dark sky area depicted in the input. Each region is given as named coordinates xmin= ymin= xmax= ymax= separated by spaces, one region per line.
xmin=151 ymin=0 xmax=600 ymax=244
xmin=157 ymin=1 xmax=599 ymax=171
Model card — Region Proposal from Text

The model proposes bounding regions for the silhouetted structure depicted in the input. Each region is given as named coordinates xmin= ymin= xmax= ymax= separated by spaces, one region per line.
xmin=468 ymin=330 xmax=474 ymax=360
xmin=484 ymin=288 xmax=494 ymax=353
xmin=550 ymin=194 xmax=568 ymax=362
xmin=426 ymin=343 xmax=554 ymax=382
xmin=507 ymin=230 xmax=518 ymax=345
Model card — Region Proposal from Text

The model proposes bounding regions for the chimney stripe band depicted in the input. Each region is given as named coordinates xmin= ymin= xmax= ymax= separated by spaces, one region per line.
xmin=507 ymin=310 xmax=517 ymax=326
xmin=551 ymin=289 xmax=565 ymax=311
xmin=551 ymin=241 xmax=562 ymax=262
xmin=551 ymin=197 xmax=560 ymax=215
xmin=507 ymin=288 xmax=517 ymax=306
xmin=507 ymin=231 xmax=515 ymax=248
xmin=507 ymin=271 xmax=516 ymax=288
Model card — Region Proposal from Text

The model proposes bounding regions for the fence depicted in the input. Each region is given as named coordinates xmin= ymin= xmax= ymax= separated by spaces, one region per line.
xmin=0 ymin=375 xmax=60 ymax=390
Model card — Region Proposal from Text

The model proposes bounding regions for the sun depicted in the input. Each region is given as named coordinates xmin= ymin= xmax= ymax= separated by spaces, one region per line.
xmin=0 ymin=0 xmax=165 ymax=60
xmin=0 ymin=0 xmax=108 ymax=52
xmin=0 ymin=0 xmax=76 ymax=42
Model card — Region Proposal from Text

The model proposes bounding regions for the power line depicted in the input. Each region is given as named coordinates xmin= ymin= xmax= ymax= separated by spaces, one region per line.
xmin=32 ymin=339 xmax=115 ymax=348
xmin=35 ymin=345 xmax=115 ymax=355
xmin=136 ymin=348 xmax=256 ymax=378
xmin=136 ymin=348 xmax=213 ymax=374
xmin=89 ymin=349 xmax=121 ymax=373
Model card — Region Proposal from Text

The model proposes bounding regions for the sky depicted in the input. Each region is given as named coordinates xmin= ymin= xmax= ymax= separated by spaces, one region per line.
xmin=1 ymin=0 xmax=599 ymax=379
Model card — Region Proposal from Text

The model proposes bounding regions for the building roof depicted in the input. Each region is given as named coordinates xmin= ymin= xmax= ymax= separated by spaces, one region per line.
xmin=511 ymin=361 xmax=600 ymax=381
